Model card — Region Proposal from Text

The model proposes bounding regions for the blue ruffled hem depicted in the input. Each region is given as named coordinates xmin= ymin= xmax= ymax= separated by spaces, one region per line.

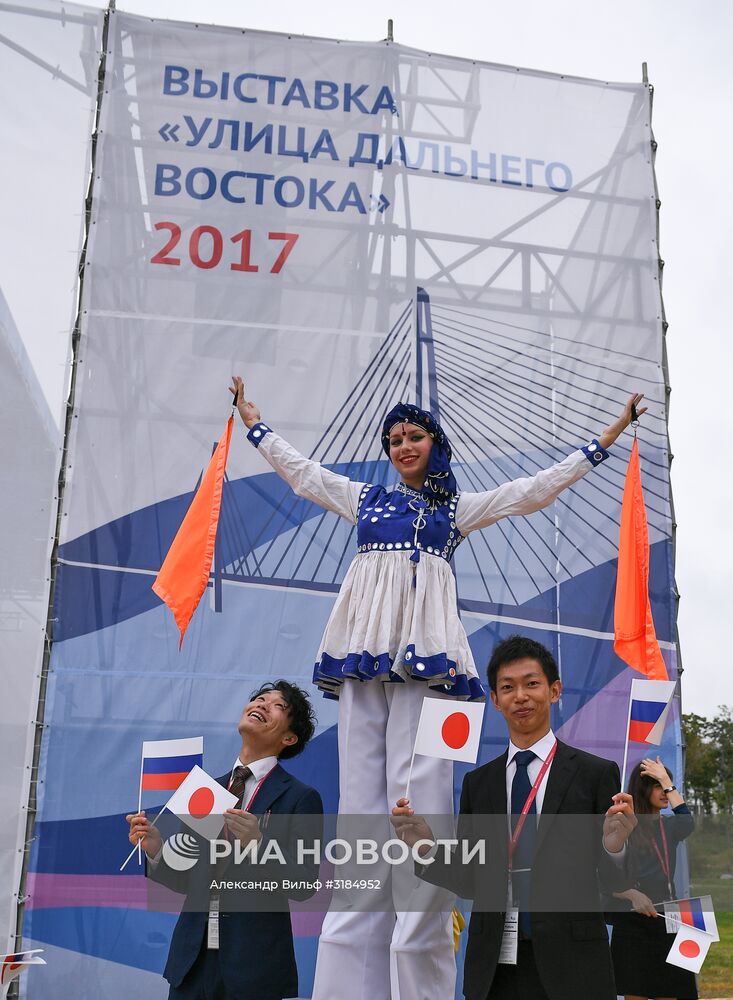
xmin=313 ymin=649 xmax=485 ymax=701
xmin=316 ymin=651 xmax=404 ymax=686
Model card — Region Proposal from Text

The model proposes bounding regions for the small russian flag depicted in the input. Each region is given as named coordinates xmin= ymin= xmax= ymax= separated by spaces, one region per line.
xmin=679 ymin=897 xmax=707 ymax=932
xmin=665 ymin=895 xmax=718 ymax=941
xmin=627 ymin=679 xmax=676 ymax=745
xmin=141 ymin=737 xmax=204 ymax=792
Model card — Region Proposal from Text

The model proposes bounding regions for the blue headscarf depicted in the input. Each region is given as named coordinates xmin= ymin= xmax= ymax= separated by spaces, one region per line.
xmin=381 ymin=402 xmax=457 ymax=501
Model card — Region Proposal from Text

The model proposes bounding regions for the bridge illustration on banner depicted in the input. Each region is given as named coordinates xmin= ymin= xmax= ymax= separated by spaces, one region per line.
xmin=211 ymin=286 xmax=669 ymax=620
xmin=53 ymin=57 xmax=673 ymax=645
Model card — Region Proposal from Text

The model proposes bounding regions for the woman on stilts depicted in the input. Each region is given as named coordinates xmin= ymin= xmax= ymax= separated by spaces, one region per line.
xmin=231 ymin=375 xmax=645 ymax=1000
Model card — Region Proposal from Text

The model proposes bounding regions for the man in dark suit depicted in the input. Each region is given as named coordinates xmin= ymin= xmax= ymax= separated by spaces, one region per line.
xmin=127 ymin=680 xmax=323 ymax=1000
xmin=393 ymin=635 xmax=636 ymax=1000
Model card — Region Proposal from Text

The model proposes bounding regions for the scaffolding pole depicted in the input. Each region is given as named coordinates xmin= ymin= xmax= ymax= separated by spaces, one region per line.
xmin=8 ymin=4 xmax=116 ymax=993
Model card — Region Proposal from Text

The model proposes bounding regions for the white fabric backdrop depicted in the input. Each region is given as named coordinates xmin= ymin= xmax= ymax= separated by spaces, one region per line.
xmin=0 ymin=0 xmax=102 ymax=962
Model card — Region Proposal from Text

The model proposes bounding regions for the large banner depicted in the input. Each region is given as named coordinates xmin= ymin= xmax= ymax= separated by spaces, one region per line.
xmin=25 ymin=10 xmax=678 ymax=998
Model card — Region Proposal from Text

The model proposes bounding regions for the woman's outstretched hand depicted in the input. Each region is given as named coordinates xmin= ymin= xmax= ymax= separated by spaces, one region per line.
xmin=598 ymin=393 xmax=647 ymax=449
xmin=230 ymin=375 xmax=261 ymax=429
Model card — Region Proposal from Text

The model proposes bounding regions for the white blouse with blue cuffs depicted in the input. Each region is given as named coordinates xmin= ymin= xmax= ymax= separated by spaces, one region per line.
xmin=247 ymin=422 xmax=609 ymax=701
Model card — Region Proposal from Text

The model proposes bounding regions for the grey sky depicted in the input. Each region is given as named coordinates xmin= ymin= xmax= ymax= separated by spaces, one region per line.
xmin=10 ymin=0 xmax=733 ymax=717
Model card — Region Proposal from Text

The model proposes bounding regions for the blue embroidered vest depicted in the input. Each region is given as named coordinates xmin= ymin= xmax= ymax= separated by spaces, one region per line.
xmin=355 ymin=483 xmax=463 ymax=562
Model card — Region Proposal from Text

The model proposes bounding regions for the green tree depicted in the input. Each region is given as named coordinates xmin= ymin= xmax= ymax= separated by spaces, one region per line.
xmin=683 ymin=707 xmax=733 ymax=813
xmin=708 ymin=707 xmax=733 ymax=813
xmin=682 ymin=712 xmax=717 ymax=813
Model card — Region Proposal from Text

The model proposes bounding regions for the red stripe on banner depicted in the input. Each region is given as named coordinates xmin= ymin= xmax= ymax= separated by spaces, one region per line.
xmin=141 ymin=771 xmax=188 ymax=791
xmin=628 ymin=720 xmax=654 ymax=743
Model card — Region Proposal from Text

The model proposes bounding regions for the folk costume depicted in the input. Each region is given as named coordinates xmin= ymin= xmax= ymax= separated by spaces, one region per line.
xmin=246 ymin=403 xmax=610 ymax=1000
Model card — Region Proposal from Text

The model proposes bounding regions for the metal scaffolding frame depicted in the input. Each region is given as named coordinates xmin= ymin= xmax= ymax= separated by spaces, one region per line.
xmin=0 ymin=5 xmax=679 ymax=991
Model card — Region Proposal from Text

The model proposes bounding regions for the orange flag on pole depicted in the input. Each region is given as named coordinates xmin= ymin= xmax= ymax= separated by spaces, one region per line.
xmin=152 ymin=415 xmax=233 ymax=648
xmin=613 ymin=438 xmax=668 ymax=680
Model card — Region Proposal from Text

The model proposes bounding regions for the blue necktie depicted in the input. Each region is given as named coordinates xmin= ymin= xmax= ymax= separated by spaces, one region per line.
xmin=510 ymin=749 xmax=537 ymax=938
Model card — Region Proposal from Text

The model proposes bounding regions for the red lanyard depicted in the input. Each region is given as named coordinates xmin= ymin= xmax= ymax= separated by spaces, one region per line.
xmin=651 ymin=817 xmax=672 ymax=894
xmin=508 ymin=741 xmax=557 ymax=870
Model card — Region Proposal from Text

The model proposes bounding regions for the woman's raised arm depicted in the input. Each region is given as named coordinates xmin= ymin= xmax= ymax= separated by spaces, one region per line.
xmin=598 ymin=392 xmax=646 ymax=449
xmin=455 ymin=393 xmax=646 ymax=536
xmin=230 ymin=376 xmax=366 ymax=524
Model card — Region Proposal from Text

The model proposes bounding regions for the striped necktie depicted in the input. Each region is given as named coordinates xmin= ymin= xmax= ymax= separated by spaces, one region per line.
xmin=228 ymin=765 xmax=252 ymax=806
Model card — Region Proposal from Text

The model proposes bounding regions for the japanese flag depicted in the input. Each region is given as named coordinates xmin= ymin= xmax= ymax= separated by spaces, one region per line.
xmin=165 ymin=765 xmax=238 ymax=840
xmin=666 ymin=924 xmax=712 ymax=973
xmin=414 ymin=699 xmax=485 ymax=763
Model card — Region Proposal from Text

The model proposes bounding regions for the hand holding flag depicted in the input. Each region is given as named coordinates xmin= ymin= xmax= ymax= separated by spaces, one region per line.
xmin=165 ymin=765 xmax=238 ymax=840
xmin=602 ymin=791 xmax=637 ymax=854
xmin=230 ymin=375 xmax=261 ymax=429
xmin=393 ymin=699 xmax=485 ymax=851
xmin=121 ymin=765 xmax=237 ymax=871
xmin=126 ymin=810 xmax=163 ymax=859
xmin=390 ymin=797 xmax=437 ymax=855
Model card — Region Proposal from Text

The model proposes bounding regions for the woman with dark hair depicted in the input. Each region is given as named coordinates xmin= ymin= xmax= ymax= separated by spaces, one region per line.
xmin=611 ymin=756 xmax=697 ymax=1000
xmin=231 ymin=375 xmax=643 ymax=1000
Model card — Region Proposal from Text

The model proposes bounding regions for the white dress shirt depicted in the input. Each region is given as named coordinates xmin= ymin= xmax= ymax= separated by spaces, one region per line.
xmin=505 ymin=730 xmax=624 ymax=859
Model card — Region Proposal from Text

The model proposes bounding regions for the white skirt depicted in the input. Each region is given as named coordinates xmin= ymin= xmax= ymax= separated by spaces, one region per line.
xmin=312 ymin=549 xmax=485 ymax=700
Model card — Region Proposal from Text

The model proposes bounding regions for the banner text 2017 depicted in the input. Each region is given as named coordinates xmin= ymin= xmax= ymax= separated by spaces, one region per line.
xmin=150 ymin=224 xmax=299 ymax=274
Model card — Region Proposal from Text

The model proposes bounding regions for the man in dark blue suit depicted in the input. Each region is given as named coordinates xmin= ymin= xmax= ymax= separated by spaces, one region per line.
xmin=127 ymin=680 xmax=323 ymax=1000
xmin=393 ymin=636 xmax=637 ymax=1000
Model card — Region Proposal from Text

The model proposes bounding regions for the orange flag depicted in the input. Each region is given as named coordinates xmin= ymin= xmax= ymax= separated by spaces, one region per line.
xmin=152 ymin=415 xmax=233 ymax=648
xmin=613 ymin=438 xmax=668 ymax=680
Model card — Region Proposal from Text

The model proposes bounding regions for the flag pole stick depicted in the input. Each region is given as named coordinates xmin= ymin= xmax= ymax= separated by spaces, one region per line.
xmin=120 ymin=804 xmax=166 ymax=872
xmin=620 ymin=677 xmax=634 ymax=790
xmin=654 ymin=910 xmax=717 ymax=937
xmin=136 ymin=751 xmax=145 ymax=865
xmin=404 ymin=746 xmax=418 ymax=804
